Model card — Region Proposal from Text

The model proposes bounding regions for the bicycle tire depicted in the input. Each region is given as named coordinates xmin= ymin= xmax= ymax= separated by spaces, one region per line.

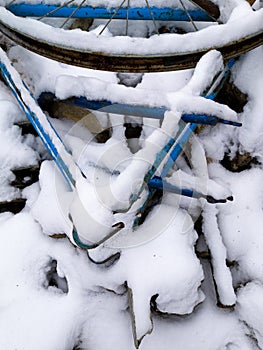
xmin=0 ymin=2 xmax=262 ymax=72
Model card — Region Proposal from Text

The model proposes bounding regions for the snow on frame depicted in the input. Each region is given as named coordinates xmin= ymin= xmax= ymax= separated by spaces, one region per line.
xmin=0 ymin=6 xmax=262 ymax=350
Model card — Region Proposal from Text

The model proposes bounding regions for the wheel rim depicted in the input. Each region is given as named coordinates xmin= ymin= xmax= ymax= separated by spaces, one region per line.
xmin=0 ymin=1 xmax=262 ymax=72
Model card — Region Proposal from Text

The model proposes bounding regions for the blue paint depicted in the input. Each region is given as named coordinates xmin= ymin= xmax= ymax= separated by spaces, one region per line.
xmin=161 ymin=58 xmax=238 ymax=178
xmin=148 ymin=176 xmax=198 ymax=199
xmin=161 ymin=123 xmax=197 ymax=177
xmin=7 ymin=4 xmax=212 ymax=21
xmin=38 ymin=93 xmax=241 ymax=126
xmin=72 ymin=228 xmax=95 ymax=249
xmin=0 ymin=62 xmax=75 ymax=190
xmin=1 ymin=53 xmax=238 ymax=237
xmin=133 ymin=59 xmax=238 ymax=226
xmin=144 ymin=137 xmax=177 ymax=184
xmin=72 ymin=222 xmax=124 ymax=249
xmin=206 ymin=59 xmax=236 ymax=100
xmin=148 ymin=177 xmax=230 ymax=203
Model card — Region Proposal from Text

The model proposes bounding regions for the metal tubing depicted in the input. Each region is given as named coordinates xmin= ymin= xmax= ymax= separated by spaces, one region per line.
xmin=7 ymin=4 xmax=212 ymax=21
xmin=0 ymin=54 xmax=125 ymax=250
xmin=0 ymin=61 xmax=75 ymax=189
xmin=148 ymin=176 xmax=232 ymax=203
xmin=148 ymin=176 xmax=204 ymax=199
xmin=160 ymin=58 xmax=237 ymax=179
xmin=133 ymin=59 xmax=238 ymax=226
xmin=160 ymin=122 xmax=197 ymax=177
xmin=72 ymin=222 xmax=124 ymax=249
xmin=38 ymin=92 xmax=241 ymax=126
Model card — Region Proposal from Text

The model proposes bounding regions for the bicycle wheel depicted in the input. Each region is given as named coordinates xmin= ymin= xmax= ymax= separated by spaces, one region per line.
xmin=0 ymin=0 xmax=262 ymax=72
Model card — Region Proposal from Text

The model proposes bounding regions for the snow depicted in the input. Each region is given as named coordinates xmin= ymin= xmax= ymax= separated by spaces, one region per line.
xmin=0 ymin=5 xmax=262 ymax=55
xmin=237 ymin=281 xmax=263 ymax=348
xmin=0 ymin=213 xmax=84 ymax=350
xmin=202 ymin=203 xmax=236 ymax=307
xmin=31 ymin=160 xmax=73 ymax=236
xmin=234 ymin=46 xmax=263 ymax=156
xmin=0 ymin=3 xmax=263 ymax=350
xmin=0 ymin=81 xmax=39 ymax=201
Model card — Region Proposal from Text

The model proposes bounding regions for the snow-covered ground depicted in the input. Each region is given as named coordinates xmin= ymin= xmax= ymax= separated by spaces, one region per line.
xmin=0 ymin=5 xmax=263 ymax=349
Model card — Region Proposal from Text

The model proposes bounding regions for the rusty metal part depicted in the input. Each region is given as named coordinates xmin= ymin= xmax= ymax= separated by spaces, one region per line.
xmin=127 ymin=286 xmax=153 ymax=349
xmin=189 ymin=0 xmax=256 ymax=21
xmin=188 ymin=0 xmax=220 ymax=20
xmin=0 ymin=22 xmax=262 ymax=72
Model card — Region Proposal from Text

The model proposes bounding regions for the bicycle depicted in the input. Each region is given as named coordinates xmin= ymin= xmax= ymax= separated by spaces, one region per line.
xmin=0 ymin=0 xmax=262 ymax=71
xmin=0 ymin=1 xmax=261 ymax=347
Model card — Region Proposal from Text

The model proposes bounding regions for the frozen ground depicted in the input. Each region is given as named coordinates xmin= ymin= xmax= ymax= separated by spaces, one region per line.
xmin=0 ymin=10 xmax=263 ymax=350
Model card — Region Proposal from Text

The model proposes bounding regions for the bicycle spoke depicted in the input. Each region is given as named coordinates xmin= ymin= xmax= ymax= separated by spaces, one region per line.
xmin=37 ymin=0 xmax=76 ymax=21
xmin=1 ymin=0 xmax=261 ymax=72
xmin=60 ymin=0 xmax=86 ymax=28
xmin=126 ymin=0 xmax=130 ymax=35
xmin=6 ymin=0 xmax=16 ymax=7
xmin=179 ymin=0 xmax=198 ymax=31
xmin=144 ymin=0 xmax=159 ymax=35
xmin=99 ymin=0 xmax=127 ymax=35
